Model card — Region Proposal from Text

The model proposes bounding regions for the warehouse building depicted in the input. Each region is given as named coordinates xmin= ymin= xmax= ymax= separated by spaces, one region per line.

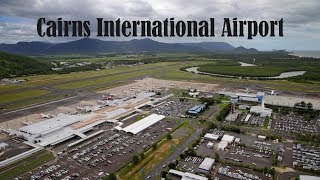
xmin=221 ymin=134 xmax=235 ymax=144
xmin=219 ymin=91 xmax=265 ymax=103
xmin=207 ymin=142 xmax=214 ymax=149
xmin=198 ymin=157 xmax=215 ymax=173
xmin=250 ymin=106 xmax=272 ymax=117
xmin=204 ymin=133 xmax=220 ymax=141
xmin=299 ymin=175 xmax=320 ymax=180
xmin=168 ymin=169 xmax=208 ymax=180
xmin=188 ymin=104 xmax=206 ymax=115
xmin=0 ymin=142 xmax=8 ymax=150
xmin=218 ymin=141 xmax=228 ymax=151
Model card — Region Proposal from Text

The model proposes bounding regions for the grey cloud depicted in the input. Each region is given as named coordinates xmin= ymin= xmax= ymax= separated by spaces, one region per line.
xmin=0 ymin=0 xmax=319 ymax=49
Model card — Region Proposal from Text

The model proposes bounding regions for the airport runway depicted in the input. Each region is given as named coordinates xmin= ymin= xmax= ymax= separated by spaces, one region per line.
xmin=0 ymin=63 xmax=182 ymax=122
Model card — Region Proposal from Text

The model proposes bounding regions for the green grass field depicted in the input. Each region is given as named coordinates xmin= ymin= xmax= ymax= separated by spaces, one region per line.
xmin=117 ymin=121 xmax=194 ymax=180
xmin=0 ymin=90 xmax=50 ymax=104
xmin=2 ymin=94 xmax=67 ymax=110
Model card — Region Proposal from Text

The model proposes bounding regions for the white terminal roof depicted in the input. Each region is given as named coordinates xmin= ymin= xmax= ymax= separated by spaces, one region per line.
xmin=19 ymin=113 xmax=95 ymax=135
xmin=198 ymin=157 xmax=215 ymax=171
xmin=221 ymin=134 xmax=235 ymax=144
xmin=122 ymin=114 xmax=165 ymax=134
xmin=204 ymin=133 xmax=220 ymax=140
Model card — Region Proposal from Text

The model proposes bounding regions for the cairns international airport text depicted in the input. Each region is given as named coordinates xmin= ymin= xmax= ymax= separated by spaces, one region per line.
xmin=37 ymin=18 xmax=284 ymax=39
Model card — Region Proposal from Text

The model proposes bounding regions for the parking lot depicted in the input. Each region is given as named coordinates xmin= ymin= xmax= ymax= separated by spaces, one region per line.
xmin=224 ymin=145 xmax=272 ymax=168
xmin=272 ymin=113 xmax=319 ymax=135
xmin=177 ymin=156 xmax=205 ymax=173
xmin=292 ymin=144 xmax=320 ymax=171
xmin=153 ymin=98 xmax=197 ymax=117
xmin=0 ymin=132 xmax=33 ymax=162
xmin=215 ymin=165 xmax=271 ymax=180
xmin=20 ymin=117 xmax=177 ymax=179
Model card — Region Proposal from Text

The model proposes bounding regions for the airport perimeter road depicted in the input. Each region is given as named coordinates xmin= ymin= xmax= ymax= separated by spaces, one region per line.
xmin=144 ymin=128 xmax=203 ymax=179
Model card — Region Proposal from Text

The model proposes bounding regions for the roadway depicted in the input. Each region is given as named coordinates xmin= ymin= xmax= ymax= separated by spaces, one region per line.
xmin=144 ymin=127 xmax=203 ymax=179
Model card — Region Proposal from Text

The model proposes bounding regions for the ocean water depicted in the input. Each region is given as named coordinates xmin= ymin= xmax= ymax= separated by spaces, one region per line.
xmin=291 ymin=50 xmax=320 ymax=58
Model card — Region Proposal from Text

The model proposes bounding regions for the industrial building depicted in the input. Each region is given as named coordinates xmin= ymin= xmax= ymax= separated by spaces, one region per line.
xmin=198 ymin=157 xmax=215 ymax=173
xmin=207 ymin=142 xmax=214 ymax=149
xmin=219 ymin=91 xmax=265 ymax=103
xmin=244 ymin=114 xmax=252 ymax=123
xmin=221 ymin=134 xmax=235 ymax=144
xmin=0 ymin=142 xmax=8 ymax=150
xmin=188 ymin=104 xmax=206 ymax=115
xmin=204 ymin=133 xmax=220 ymax=141
xmin=168 ymin=169 xmax=208 ymax=180
xmin=299 ymin=175 xmax=320 ymax=180
xmin=250 ymin=106 xmax=272 ymax=117
xmin=218 ymin=141 xmax=228 ymax=151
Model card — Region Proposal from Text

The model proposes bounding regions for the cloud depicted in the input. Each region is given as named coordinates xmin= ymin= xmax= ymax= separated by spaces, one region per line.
xmin=0 ymin=0 xmax=319 ymax=50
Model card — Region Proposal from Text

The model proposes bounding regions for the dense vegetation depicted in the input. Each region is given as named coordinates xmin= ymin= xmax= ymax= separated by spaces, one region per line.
xmin=0 ymin=52 xmax=51 ymax=78
xmin=196 ymin=53 xmax=320 ymax=82
xmin=215 ymin=104 xmax=231 ymax=121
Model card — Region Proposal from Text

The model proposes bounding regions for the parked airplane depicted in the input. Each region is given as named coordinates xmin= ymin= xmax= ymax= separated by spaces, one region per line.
xmin=267 ymin=90 xmax=278 ymax=95
xmin=76 ymin=106 xmax=92 ymax=112
xmin=102 ymin=95 xmax=113 ymax=100
xmin=97 ymin=100 xmax=107 ymax=104
xmin=39 ymin=113 xmax=53 ymax=118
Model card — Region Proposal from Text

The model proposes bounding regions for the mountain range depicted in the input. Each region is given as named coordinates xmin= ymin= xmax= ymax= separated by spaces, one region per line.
xmin=0 ymin=38 xmax=258 ymax=55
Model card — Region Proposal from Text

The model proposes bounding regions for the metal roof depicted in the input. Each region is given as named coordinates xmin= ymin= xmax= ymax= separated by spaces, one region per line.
xmin=19 ymin=113 xmax=95 ymax=135
xmin=122 ymin=114 xmax=165 ymax=134
xmin=199 ymin=157 xmax=215 ymax=171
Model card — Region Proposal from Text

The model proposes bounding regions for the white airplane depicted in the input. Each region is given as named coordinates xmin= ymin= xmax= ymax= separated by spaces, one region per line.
xmin=22 ymin=121 xmax=32 ymax=125
xmin=268 ymin=90 xmax=278 ymax=95
xmin=76 ymin=106 xmax=92 ymax=112
xmin=39 ymin=113 xmax=53 ymax=118
xmin=97 ymin=100 xmax=107 ymax=104
xmin=241 ymin=88 xmax=250 ymax=93
xmin=102 ymin=95 xmax=113 ymax=100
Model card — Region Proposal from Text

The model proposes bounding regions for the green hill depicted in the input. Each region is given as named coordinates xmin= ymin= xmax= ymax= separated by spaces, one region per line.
xmin=0 ymin=52 xmax=51 ymax=78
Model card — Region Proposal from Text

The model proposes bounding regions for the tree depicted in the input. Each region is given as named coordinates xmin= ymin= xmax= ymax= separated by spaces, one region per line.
xmin=140 ymin=152 xmax=145 ymax=159
xmin=161 ymin=171 xmax=167 ymax=178
xmin=215 ymin=153 xmax=220 ymax=162
xmin=132 ymin=155 xmax=139 ymax=165
xmin=152 ymin=143 xmax=157 ymax=150
xmin=185 ymin=148 xmax=196 ymax=156
xmin=105 ymin=173 xmax=116 ymax=180
xmin=166 ymin=133 xmax=172 ymax=140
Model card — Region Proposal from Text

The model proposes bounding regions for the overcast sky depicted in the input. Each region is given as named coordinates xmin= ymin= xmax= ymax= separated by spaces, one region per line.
xmin=0 ymin=0 xmax=320 ymax=50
